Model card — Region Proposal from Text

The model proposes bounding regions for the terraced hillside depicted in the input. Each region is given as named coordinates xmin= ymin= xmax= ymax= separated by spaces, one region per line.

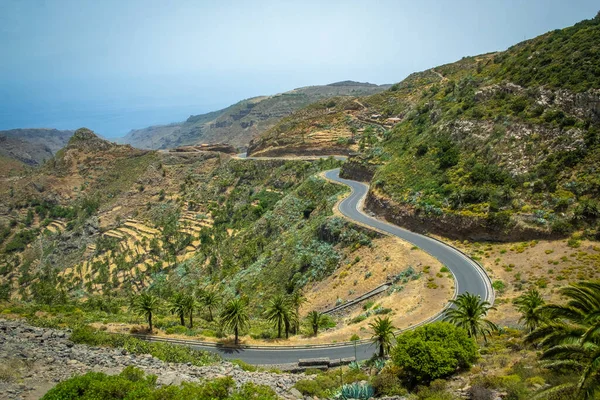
xmin=0 ymin=129 xmax=372 ymax=311
xmin=121 ymin=81 xmax=390 ymax=150
xmin=58 ymin=213 xmax=214 ymax=293
xmin=249 ymin=14 xmax=600 ymax=241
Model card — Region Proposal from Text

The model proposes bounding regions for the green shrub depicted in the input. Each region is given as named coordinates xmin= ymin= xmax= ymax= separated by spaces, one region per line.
xmin=41 ymin=368 xmax=277 ymax=400
xmin=294 ymin=374 xmax=337 ymax=397
xmin=471 ymin=374 xmax=529 ymax=400
xmin=350 ymin=315 xmax=367 ymax=324
xmin=492 ymin=280 xmax=506 ymax=293
xmin=41 ymin=367 xmax=156 ymax=399
xmin=370 ymin=366 xmax=407 ymax=396
xmin=4 ymin=229 xmax=37 ymax=252
xmin=231 ymin=359 xmax=257 ymax=372
xmin=165 ymin=325 xmax=189 ymax=335
xmin=294 ymin=380 xmax=322 ymax=397
xmin=70 ymin=326 xmax=219 ymax=366
xmin=363 ymin=300 xmax=375 ymax=310
xmin=391 ymin=322 xmax=478 ymax=386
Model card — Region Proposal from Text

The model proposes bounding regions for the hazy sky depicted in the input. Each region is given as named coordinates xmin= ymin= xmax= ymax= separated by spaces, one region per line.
xmin=0 ymin=0 xmax=598 ymax=137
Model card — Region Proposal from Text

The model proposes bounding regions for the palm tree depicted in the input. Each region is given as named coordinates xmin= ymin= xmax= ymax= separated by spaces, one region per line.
xmin=169 ymin=293 xmax=186 ymax=326
xmin=285 ymin=311 xmax=297 ymax=339
xmin=444 ymin=292 xmax=498 ymax=341
xmin=264 ymin=294 xmax=291 ymax=339
xmin=289 ymin=290 xmax=307 ymax=334
xmin=307 ymin=310 xmax=322 ymax=336
xmin=220 ymin=297 xmax=250 ymax=345
xmin=369 ymin=316 xmax=395 ymax=357
xmin=202 ymin=290 xmax=220 ymax=322
xmin=526 ymin=281 xmax=600 ymax=399
xmin=131 ymin=292 xmax=160 ymax=333
xmin=182 ymin=294 xmax=197 ymax=328
xmin=513 ymin=289 xmax=545 ymax=332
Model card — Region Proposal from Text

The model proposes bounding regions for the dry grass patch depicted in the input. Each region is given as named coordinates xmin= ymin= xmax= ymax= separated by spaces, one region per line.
xmin=449 ymin=237 xmax=600 ymax=326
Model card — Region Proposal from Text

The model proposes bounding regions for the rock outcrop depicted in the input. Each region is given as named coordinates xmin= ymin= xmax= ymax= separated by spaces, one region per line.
xmin=169 ymin=143 xmax=237 ymax=154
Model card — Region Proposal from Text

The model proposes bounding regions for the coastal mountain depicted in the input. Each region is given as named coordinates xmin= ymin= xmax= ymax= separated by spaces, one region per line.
xmin=248 ymin=13 xmax=600 ymax=240
xmin=0 ymin=128 xmax=73 ymax=166
xmin=120 ymin=81 xmax=390 ymax=150
xmin=3 ymin=7 xmax=600 ymax=400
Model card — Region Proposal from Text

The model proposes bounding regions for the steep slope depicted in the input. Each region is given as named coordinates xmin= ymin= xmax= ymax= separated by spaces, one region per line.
xmin=0 ymin=128 xmax=73 ymax=165
xmin=0 ymin=134 xmax=53 ymax=166
xmin=0 ymin=133 xmax=363 ymax=312
xmin=121 ymin=81 xmax=389 ymax=150
xmin=249 ymin=13 xmax=600 ymax=240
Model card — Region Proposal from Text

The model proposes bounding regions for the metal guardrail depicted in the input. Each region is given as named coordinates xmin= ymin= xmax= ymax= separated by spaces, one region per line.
xmin=322 ymin=282 xmax=391 ymax=315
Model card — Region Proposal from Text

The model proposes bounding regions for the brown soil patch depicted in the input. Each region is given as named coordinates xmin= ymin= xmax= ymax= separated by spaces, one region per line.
xmin=448 ymin=237 xmax=600 ymax=326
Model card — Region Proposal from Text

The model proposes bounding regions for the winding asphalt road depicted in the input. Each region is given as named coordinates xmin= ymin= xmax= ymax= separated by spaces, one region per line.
xmin=144 ymin=168 xmax=492 ymax=364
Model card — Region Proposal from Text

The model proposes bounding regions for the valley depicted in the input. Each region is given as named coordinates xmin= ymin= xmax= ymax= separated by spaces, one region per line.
xmin=0 ymin=10 xmax=599 ymax=400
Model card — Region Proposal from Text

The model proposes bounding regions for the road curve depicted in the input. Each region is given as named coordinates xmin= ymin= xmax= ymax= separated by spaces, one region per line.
xmin=325 ymin=168 xmax=492 ymax=302
xmin=142 ymin=168 xmax=492 ymax=364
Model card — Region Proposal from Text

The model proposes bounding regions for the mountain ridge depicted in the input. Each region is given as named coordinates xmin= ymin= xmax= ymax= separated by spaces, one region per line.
xmin=248 ymin=13 xmax=600 ymax=240
xmin=0 ymin=128 xmax=74 ymax=166
xmin=120 ymin=81 xmax=390 ymax=150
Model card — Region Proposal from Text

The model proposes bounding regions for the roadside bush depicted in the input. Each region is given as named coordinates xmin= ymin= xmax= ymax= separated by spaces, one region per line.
xmin=70 ymin=326 xmax=220 ymax=366
xmin=391 ymin=322 xmax=478 ymax=386
xmin=492 ymin=280 xmax=506 ymax=293
xmin=230 ymin=359 xmax=257 ymax=372
xmin=165 ymin=325 xmax=189 ymax=335
xmin=294 ymin=374 xmax=337 ymax=397
xmin=350 ymin=315 xmax=367 ymax=324
xmin=42 ymin=368 xmax=277 ymax=399
xmin=370 ymin=365 xmax=407 ymax=396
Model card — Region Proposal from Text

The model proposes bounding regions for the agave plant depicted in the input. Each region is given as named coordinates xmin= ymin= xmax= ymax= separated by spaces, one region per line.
xmin=348 ymin=361 xmax=361 ymax=371
xmin=339 ymin=383 xmax=375 ymax=400
xmin=372 ymin=358 xmax=386 ymax=372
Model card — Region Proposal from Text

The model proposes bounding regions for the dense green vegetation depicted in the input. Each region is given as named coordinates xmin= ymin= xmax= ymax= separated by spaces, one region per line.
xmin=0 ymin=154 xmax=382 ymax=341
xmin=392 ymin=322 xmax=478 ymax=386
xmin=490 ymin=13 xmax=600 ymax=91
xmin=70 ymin=325 xmax=220 ymax=366
xmin=139 ymin=158 xmax=375 ymax=312
xmin=364 ymin=14 xmax=600 ymax=238
xmin=42 ymin=367 xmax=277 ymax=400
